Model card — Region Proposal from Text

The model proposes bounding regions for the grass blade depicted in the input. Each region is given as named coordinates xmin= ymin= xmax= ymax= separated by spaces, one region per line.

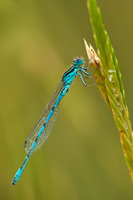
xmin=85 ymin=0 xmax=133 ymax=181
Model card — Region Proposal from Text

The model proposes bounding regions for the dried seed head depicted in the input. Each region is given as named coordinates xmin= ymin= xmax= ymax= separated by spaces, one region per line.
xmin=84 ymin=39 xmax=100 ymax=66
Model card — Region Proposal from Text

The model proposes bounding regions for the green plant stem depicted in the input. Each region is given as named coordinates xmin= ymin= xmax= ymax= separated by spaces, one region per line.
xmin=86 ymin=0 xmax=133 ymax=181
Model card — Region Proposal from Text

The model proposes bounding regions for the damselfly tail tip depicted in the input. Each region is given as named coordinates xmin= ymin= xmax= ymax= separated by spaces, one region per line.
xmin=11 ymin=178 xmax=16 ymax=186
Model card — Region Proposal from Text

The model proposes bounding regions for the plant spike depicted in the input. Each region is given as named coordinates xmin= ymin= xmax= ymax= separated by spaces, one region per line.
xmin=85 ymin=0 xmax=133 ymax=181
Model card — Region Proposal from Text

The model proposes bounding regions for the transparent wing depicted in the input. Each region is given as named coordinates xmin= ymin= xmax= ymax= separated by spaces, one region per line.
xmin=24 ymin=81 xmax=64 ymax=154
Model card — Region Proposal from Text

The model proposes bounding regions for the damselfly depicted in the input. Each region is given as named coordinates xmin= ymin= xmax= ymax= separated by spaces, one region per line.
xmin=12 ymin=57 xmax=99 ymax=185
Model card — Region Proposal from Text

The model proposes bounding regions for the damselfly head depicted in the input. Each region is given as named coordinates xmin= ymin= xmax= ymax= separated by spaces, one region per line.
xmin=73 ymin=57 xmax=85 ymax=66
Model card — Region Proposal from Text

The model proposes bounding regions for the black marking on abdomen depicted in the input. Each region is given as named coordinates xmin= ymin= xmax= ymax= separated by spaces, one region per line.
xmin=35 ymin=135 xmax=39 ymax=143
xmin=20 ymin=158 xmax=27 ymax=170
xmin=43 ymin=122 xmax=46 ymax=127
xmin=52 ymin=106 xmax=56 ymax=112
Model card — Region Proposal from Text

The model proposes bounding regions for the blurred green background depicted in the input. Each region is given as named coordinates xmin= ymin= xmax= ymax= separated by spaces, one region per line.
xmin=0 ymin=0 xmax=133 ymax=199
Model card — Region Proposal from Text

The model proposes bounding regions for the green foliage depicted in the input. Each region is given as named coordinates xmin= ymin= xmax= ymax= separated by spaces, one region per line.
xmin=87 ymin=0 xmax=133 ymax=181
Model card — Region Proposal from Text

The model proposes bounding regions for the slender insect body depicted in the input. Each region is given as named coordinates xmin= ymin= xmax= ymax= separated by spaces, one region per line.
xmin=12 ymin=57 xmax=98 ymax=185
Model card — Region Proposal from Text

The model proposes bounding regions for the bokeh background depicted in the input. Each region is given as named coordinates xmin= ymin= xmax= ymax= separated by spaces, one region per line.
xmin=0 ymin=0 xmax=133 ymax=199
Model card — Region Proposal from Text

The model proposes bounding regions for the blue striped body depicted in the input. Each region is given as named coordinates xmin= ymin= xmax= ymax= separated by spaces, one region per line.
xmin=12 ymin=57 xmax=97 ymax=185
